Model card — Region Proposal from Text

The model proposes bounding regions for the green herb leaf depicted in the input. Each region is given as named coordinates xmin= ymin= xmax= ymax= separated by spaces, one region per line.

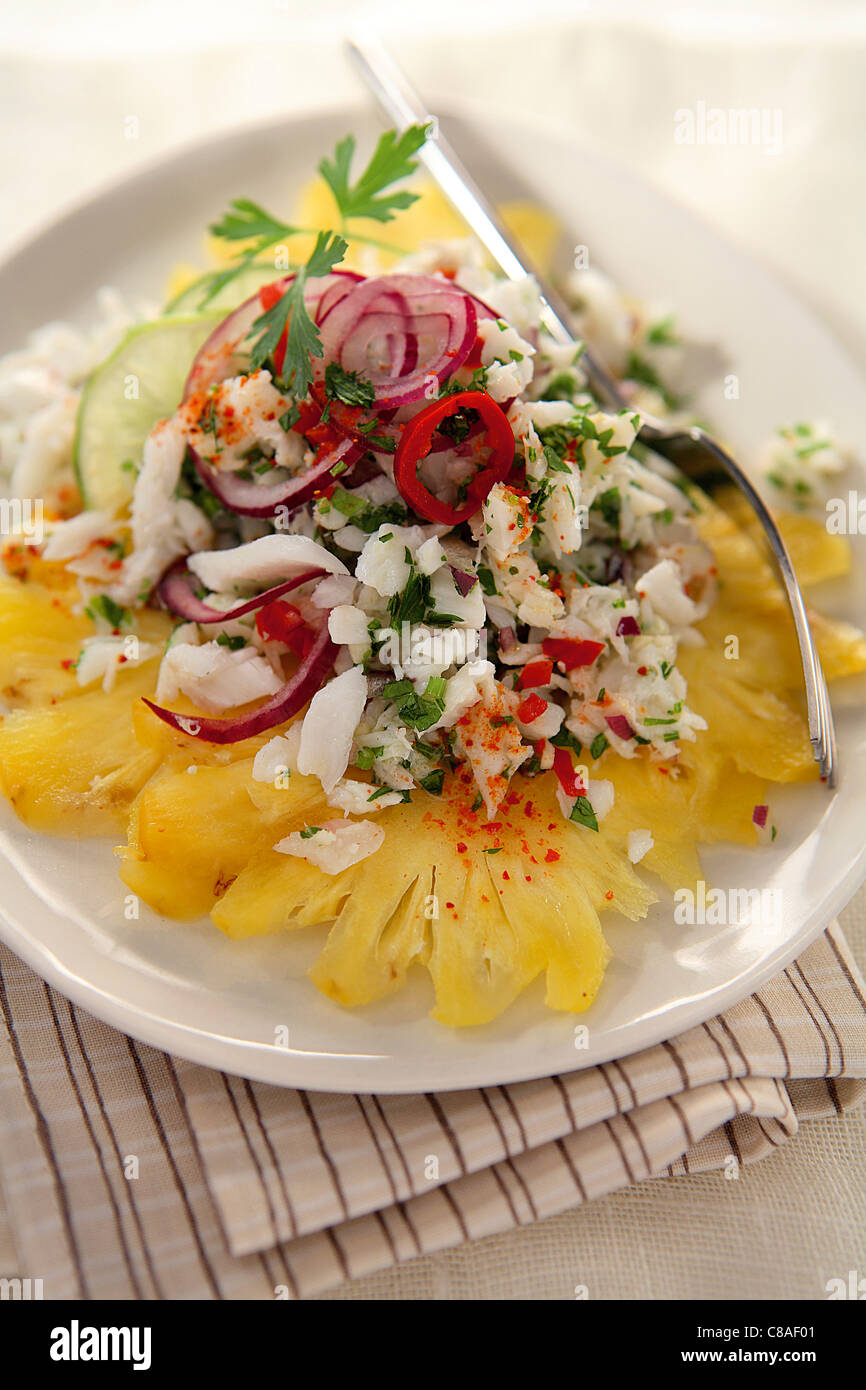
xmin=204 ymin=200 xmax=301 ymax=307
xmin=355 ymin=745 xmax=384 ymax=770
xmin=590 ymin=732 xmax=609 ymax=760
xmin=324 ymin=361 xmax=376 ymax=410
xmin=550 ymin=728 xmax=581 ymax=754
xmin=367 ymin=785 xmax=397 ymax=802
xmin=382 ymin=678 xmax=415 ymax=701
xmin=438 ymin=406 xmax=479 ymax=445
xmin=85 ymin=594 xmax=128 ymax=628
xmin=248 ymin=231 xmax=348 ymax=396
xmin=319 ymin=124 xmax=430 ymax=224
xmin=477 ymin=566 xmax=497 ymax=597
xmin=569 ymin=796 xmax=599 ymax=832
xmin=418 ymin=769 xmax=445 ymax=795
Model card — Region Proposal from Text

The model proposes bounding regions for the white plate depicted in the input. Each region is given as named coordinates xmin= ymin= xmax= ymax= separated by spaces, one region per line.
xmin=1 ymin=101 xmax=865 ymax=1093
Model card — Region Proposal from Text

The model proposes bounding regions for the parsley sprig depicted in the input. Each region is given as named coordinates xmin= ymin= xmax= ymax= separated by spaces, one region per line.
xmin=202 ymin=201 xmax=300 ymax=306
xmin=319 ymin=126 xmax=430 ymax=223
xmin=248 ymin=230 xmax=347 ymax=396
xmin=207 ymin=122 xmax=431 ymax=397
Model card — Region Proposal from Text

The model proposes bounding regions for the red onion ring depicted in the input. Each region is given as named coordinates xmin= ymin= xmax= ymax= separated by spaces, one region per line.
xmin=317 ymin=274 xmax=477 ymax=409
xmin=183 ymin=271 xmax=364 ymax=398
xmin=158 ymin=562 xmax=326 ymax=624
xmin=312 ymin=271 xmax=365 ymax=327
xmin=189 ymin=438 xmax=361 ymax=517
xmin=142 ymin=622 xmax=337 ymax=744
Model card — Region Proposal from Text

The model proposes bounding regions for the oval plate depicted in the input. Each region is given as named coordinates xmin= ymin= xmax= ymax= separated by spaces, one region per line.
xmin=1 ymin=102 xmax=865 ymax=1093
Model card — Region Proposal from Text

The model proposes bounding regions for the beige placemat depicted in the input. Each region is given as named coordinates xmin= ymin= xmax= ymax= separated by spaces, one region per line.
xmin=0 ymin=923 xmax=864 ymax=1299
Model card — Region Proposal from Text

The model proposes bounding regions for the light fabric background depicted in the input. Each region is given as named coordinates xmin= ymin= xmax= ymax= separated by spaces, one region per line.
xmin=0 ymin=0 xmax=864 ymax=1299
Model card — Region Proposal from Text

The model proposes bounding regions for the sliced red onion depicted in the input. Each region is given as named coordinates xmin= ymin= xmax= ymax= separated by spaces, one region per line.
xmin=158 ymin=562 xmax=326 ymax=624
xmin=752 ymin=804 xmax=769 ymax=828
xmin=317 ymin=274 xmax=478 ymax=409
xmin=313 ymin=270 xmax=365 ymax=327
xmin=605 ymin=714 xmax=634 ymax=740
xmin=142 ymin=623 xmax=337 ymax=744
xmin=190 ymin=438 xmax=361 ymax=518
xmin=183 ymin=272 xmax=362 ymax=398
xmin=499 ymin=626 xmax=517 ymax=653
xmin=449 ymin=565 xmax=478 ymax=597
xmin=616 ymin=615 xmax=641 ymax=637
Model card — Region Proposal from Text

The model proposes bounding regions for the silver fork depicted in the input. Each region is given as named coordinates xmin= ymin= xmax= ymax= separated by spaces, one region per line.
xmin=346 ymin=31 xmax=838 ymax=787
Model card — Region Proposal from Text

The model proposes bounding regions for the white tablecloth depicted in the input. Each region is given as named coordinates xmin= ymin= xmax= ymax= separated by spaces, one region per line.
xmin=1 ymin=0 xmax=864 ymax=1300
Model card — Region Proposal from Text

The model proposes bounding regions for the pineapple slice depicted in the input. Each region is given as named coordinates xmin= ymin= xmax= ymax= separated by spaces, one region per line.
xmin=0 ymin=575 xmax=173 ymax=710
xmin=119 ymin=755 xmax=329 ymax=919
xmin=711 ymin=485 xmax=851 ymax=588
xmin=681 ymin=649 xmax=815 ymax=783
xmin=0 ymin=661 xmax=164 ymax=835
xmin=213 ymin=773 xmax=650 ymax=1025
xmin=0 ymin=577 xmax=91 ymax=707
xmin=693 ymin=493 xmax=866 ymax=693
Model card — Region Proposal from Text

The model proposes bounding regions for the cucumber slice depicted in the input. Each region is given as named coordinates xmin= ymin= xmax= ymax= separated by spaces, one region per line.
xmin=165 ymin=263 xmax=283 ymax=315
xmin=74 ymin=313 xmax=223 ymax=512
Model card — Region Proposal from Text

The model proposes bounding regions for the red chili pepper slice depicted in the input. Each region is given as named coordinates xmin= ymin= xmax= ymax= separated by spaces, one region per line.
xmin=542 ymin=637 xmax=606 ymax=669
xmin=393 ymin=390 xmax=515 ymax=525
xmin=288 ymin=397 xmax=354 ymax=468
xmin=553 ymin=747 xmax=586 ymax=798
xmin=462 ymin=336 xmax=484 ymax=371
xmin=517 ymin=692 xmax=548 ymax=724
xmin=286 ymin=626 xmax=316 ymax=658
xmin=255 ymin=599 xmax=304 ymax=645
xmin=517 ymin=657 xmax=553 ymax=690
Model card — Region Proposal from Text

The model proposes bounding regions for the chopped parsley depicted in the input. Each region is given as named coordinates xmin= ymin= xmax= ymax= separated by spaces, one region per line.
xmin=85 ymin=594 xmax=128 ymax=628
xmin=477 ymin=566 xmax=498 ymax=597
xmin=590 ymin=733 xmax=609 ymax=760
xmin=355 ymin=745 xmax=384 ymax=770
xmin=550 ymin=728 xmax=581 ymax=755
xmin=625 ymin=351 xmax=683 ymax=411
xmin=437 ymin=405 xmax=479 ymax=445
xmin=569 ymin=797 xmax=599 ymax=832
xmin=596 ymin=487 xmax=622 ymax=531
xmin=418 ymin=769 xmax=445 ymax=795
xmin=324 ymin=361 xmax=376 ymax=410
xmin=646 ymin=315 xmax=678 ymax=346
xmin=367 ymin=785 xmax=397 ymax=802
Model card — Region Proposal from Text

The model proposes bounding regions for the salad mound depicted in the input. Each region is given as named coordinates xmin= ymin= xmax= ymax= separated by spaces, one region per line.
xmin=1 ymin=125 xmax=864 ymax=1026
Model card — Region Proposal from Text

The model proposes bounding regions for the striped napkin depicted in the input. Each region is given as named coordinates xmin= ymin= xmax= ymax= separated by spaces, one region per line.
xmin=0 ymin=924 xmax=864 ymax=1300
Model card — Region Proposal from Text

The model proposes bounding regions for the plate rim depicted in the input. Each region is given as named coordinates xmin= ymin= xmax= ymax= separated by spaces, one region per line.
xmin=0 ymin=96 xmax=864 ymax=1093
